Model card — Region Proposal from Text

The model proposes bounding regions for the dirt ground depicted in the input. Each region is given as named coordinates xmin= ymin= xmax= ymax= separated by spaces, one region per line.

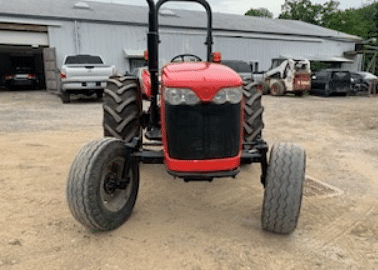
xmin=1 ymin=89 xmax=378 ymax=270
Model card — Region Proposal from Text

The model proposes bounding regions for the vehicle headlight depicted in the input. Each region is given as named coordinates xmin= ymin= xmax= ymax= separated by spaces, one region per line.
xmin=164 ymin=88 xmax=200 ymax=105
xmin=212 ymin=87 xmax=243 ymax=104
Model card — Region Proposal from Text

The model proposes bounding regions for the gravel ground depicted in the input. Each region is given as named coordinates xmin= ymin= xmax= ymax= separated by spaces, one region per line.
xmin=1 ymin=89 xmax=378 ymax=270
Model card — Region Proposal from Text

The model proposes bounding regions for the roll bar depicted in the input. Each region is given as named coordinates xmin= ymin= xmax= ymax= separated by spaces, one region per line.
xmin=144 ymin=0 xmax=214 ymax=133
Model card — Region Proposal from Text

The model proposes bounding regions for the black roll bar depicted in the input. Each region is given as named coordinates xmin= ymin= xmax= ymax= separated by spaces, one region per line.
xmin=144 ymin=0 xmax=214 ymax=132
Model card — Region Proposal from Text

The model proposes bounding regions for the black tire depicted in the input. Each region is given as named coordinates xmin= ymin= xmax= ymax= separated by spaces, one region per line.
xmin=66 ymin=138 xmax=139 ymax=231
xmin=243 ymin=83 xmax=264 ymax=148
xmin=294 ymin=91 xmax=304 ymax=97
xmin=324 ymin=84 xmax=331 ymax=97
xmin=256 ymin=83 xmax=269 ymax=95
xmin=103 ymin=76 xmax=141 ymax=142
xmin=270 ymin=81 xmax=285 ymax=96
xmin=60 ymin=90 xmax=70 ymax=103
xmin=261 ymin=143 xmax=306 ymax=234
xmin=96 ymin=89 xmax=103 ymax=99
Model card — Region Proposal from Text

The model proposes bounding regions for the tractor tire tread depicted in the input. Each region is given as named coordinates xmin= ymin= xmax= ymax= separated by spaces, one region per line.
xmin=243 ymin=84 xmax=264 ymax=148
xmin=261 ymin=143 xmax=306 ymax=234
xmin=103 ymin=77 xmax=141 ymax=141
xmin=66 ymin=138 xmax=139 ymax=231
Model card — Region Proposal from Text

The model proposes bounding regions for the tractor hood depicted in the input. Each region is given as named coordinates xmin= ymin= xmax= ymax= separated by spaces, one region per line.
xmin=162 ymin=62 xmax=243 ymax=101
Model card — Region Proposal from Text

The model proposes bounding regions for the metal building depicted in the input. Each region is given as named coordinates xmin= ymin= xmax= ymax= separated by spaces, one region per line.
xmin=0 ymin=0 xmax=361 ymax=92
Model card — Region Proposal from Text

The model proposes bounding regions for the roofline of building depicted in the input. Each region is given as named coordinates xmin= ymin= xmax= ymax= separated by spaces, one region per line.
xmin=0 ymin=12 xmax=361 ymax=43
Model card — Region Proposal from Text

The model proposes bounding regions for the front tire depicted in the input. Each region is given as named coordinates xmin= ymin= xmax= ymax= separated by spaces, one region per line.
xmin=66 ymin=138 xmax=139 ymax=231
xmin=270 ymin=81 xmax=285 ymax=96
xmin=261 ymin=143 xmax=306 ymax=234
xmin=243 ymin=83 xmax=264 ymax=149
xmin=103 ymin=76 xmax=141 ymax=142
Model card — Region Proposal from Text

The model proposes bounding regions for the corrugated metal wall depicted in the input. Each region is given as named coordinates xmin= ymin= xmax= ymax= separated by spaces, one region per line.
xmin=48 ymin=21 xmax=148 ymax=73
xmin=0 ymin=15 xmax=359 ymax=74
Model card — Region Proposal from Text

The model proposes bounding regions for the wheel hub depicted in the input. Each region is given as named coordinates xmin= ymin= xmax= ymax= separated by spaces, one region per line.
xmin=104 ymin=174 xmax=129 ymax=195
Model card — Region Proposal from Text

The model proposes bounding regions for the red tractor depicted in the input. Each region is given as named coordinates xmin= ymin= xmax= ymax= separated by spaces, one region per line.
xmin=66 ymin=0 xmax=306 ymax=234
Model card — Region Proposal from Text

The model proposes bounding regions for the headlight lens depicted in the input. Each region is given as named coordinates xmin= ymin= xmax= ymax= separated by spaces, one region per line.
xmin=164 ymin=88 xmax=200 ymax=105
xmin=212 ymin=89 xmax=227 ymax=104
xmin=212 ymin=87 xmax=243 ymax=104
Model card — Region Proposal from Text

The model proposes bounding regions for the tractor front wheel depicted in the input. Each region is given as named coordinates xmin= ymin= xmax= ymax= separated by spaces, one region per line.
xmin=103 ymin=76 xmax=141 ymax=142
xmin=66 ymin=138 xmax=139 ymax=231
xmin=243 ymin=83 xmax=264 ymax=149
xmin=261 ymin=143 xmax=306 ymax=234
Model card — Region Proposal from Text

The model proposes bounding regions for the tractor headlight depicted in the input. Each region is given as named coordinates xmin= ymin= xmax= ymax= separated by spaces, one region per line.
xmin=164 ymin=88 xmax=200 ymax=105
xmin=212 ymin=87 xmax=243 ymax=104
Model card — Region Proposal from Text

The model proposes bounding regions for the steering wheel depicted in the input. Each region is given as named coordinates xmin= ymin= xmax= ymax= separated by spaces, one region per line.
xmin=170 ymin=54 xmax=202 ymax=63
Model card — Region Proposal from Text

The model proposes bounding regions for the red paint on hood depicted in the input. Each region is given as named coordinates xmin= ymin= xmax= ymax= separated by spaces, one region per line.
xmin=161 ymin=62 xmax=242 ymax=102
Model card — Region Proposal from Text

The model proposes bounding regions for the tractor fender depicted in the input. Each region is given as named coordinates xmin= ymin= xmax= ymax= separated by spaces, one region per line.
xmin=138 ymin=68 xmax=152 ymax=100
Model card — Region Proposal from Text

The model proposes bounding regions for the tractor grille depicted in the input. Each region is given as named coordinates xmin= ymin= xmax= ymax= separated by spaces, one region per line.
xmin=165 ymin=103 xmax=241 ymax=160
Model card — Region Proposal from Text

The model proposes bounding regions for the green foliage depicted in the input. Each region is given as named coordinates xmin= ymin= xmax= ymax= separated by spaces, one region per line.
xmin=245 ymin=8 xmax=273 ymax=18
xmin=325 ymin=3 xmax=378 ymax=40
xmin=279 ymin=0 xmax=340 ymax=26
xmin=278 ymin=0 xmax=378 ymax=40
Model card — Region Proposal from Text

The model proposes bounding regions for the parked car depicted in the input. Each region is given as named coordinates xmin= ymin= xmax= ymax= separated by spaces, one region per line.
xmin=4 ymin=66 xmax=39 ymax=90
xmin=59 ymin=54 xmax=116 ymax=103
xmin=221 ymin=60 xmax=253 ymax=82
xmin=350 ymin=71 xmax=378 ymax=94
xmin=311 ymin=69 xmax=352 ymax=96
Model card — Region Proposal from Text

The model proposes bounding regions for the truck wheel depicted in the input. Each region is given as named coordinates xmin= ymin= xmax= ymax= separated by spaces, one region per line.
xmin=294 ymin=91 xmax=304 ymax=97
xmin=103 ymin=76 xmax=141 ymax=142
xmin=66 ymin=138 xmax=139 ymax=231
xmin=96 ymin=89 xmax=103 ymax=99
xmin=270 ymin=81 xmax=285 ymax=96
xmin=60 ymin=91 xmax=70 ymax=103
xmin=261 ymin=143 xmax=306 ymax=234
xmin=243 ymin=84 xmax=264 ymax=149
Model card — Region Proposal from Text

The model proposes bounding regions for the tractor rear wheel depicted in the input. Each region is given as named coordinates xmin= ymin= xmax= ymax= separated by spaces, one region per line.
xmin=66 ymin=138 xmax=139 ymax=231
xmin=270 ymin=81 xmax=285 ymax=96
xmin=243 ymin=83 xmax=264 ymax=149
xmin=261 ymin=143 xmax=306 ymax=234
xmin=103 ymin=76 xmax=141 ymax=142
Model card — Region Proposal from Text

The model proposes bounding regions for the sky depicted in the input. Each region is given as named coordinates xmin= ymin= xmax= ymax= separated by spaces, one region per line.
xmin=87 ymin=0 xmax=370 ymax=18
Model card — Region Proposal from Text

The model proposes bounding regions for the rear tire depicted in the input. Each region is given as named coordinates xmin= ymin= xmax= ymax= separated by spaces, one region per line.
xmin=261 ymin=143 xmax=306 ymax=234
xmin=103 ymin=76 xmax=141 ymax=142
xmin=270 ymin=81 xmax=285 ymax=96
xmin=256 ymin=83 xmax=269 ymax=95
xmin=96 ymin=89 xmax=103 ymax=99
xmin=294 ymin=91 xmax=305 ymax=97
xmin=243 ymin=83 xmax=264 ymax=149
xmin=66 ymin=138 xmax=139 ymax=231
xmin=60 ymin=90 xmax=70 ymax=103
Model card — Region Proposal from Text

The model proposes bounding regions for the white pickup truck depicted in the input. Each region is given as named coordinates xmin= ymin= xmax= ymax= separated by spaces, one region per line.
xmin=59 ymin=55 xmax=116 ymax=103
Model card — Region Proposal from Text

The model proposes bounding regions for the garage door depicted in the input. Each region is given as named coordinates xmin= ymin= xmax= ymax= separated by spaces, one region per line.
xmin=0 ymin=30 xmax=48 ymax=46
xmin=0 ymin=23 xmax=49 ymax=46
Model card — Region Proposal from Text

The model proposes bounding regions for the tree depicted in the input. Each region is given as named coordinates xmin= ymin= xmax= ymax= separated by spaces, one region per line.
xmin=279 ymin=0 xmax=340 ymax=26
xmin=325 ymin=3 xmax=378 ymax=39
xmin=245 ymin=8 xmax=273 ymax=18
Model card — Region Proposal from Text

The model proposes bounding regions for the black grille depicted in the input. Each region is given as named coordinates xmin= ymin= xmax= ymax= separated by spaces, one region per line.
xmin=165 ymin=103 xmax=241 ymax=160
